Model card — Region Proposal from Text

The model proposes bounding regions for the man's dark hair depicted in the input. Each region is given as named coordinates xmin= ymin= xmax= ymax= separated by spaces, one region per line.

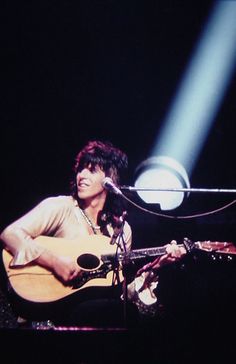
xmin=70 ymin=140 xmax=128 ymax=228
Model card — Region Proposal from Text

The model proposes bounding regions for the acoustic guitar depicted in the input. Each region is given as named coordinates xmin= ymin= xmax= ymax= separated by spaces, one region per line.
xmin=2 ymin=235 xmax=235 ymax=304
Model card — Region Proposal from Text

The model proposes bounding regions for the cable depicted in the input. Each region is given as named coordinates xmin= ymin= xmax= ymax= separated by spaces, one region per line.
xmin=122 ymin=193 xmax=236 ymax=220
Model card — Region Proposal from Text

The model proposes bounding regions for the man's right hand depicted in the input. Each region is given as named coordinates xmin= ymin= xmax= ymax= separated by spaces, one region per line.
xmin=36 ymin=250 xmax=81 ymax=284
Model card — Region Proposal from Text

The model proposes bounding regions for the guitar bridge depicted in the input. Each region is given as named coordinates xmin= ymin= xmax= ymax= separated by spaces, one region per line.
xmin=72 ymin=264 xmax=112 ymax=289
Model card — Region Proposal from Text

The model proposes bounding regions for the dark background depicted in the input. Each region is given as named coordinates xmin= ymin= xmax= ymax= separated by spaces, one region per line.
xmin=1 ymin=1 xmax=236 ymax=359
xmin=1 ymin=0 xmax=236 ymax=246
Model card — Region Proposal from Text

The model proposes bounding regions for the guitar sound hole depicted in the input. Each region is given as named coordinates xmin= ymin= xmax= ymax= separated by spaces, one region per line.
xmin=77 ymin=254 xmax=100 ymax=270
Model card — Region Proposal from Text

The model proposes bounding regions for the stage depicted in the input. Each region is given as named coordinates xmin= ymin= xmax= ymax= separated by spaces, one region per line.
xmin=0 ymin=314 xmax=234 ymax=364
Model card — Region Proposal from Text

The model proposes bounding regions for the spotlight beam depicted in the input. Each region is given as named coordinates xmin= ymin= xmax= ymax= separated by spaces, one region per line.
xmin=135 ymin=2 xmax=236 ymax=210
xmin=152 ymin=1 xmax=236 ymax=176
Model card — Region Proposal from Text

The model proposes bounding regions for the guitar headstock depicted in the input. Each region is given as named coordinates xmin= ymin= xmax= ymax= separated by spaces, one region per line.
xmin=194 ymin=241 xmax=236 ymax=254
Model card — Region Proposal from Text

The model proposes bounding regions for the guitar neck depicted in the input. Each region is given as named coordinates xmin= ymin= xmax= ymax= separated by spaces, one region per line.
xmin=103 ymin=244 xmax=185 ymax=264
xmin=127 ymin=246 xmax=168 ymax=260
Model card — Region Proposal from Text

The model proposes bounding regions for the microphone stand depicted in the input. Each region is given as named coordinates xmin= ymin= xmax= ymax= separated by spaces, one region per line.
xmin=109 ymin=212 xmax=130 ymax=328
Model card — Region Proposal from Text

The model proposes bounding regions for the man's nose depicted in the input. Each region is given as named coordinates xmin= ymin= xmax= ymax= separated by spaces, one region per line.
xmin=79 ymin=168 xmax=90 ymax=177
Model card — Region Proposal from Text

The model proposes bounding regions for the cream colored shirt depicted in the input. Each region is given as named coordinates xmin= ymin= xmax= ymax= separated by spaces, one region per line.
xmin=0 ymin=195 xmax=132 ymax=266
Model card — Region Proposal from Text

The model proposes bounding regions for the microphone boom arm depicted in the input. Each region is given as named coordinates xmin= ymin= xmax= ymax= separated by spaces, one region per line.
xmin=120 ymin=186 xmax=236 ymax=193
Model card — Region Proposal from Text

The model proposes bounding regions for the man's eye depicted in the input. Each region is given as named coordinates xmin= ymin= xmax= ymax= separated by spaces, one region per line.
xmin=91 ymin=165 xmax=101 ymax=173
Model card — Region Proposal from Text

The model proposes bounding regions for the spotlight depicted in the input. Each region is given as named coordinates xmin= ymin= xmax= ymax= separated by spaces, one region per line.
xmin=134 ymin=156 xmax=190 ymax=210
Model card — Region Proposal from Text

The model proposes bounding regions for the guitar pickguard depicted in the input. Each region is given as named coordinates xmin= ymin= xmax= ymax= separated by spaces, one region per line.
xmin=72 ymin=263 xmax=117 ymax=289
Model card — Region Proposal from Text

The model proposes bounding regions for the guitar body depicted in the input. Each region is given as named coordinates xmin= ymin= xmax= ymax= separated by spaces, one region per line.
xmin=2 ymin=235 xmax=123 ymax=303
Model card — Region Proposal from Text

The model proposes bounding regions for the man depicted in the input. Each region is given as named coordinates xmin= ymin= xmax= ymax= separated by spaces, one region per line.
xmin=0 ymin=139 xmax=185 ymax=328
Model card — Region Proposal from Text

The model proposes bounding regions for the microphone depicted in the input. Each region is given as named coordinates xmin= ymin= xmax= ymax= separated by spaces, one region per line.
xmin=102 ymin=177 xmax=123 ymax=195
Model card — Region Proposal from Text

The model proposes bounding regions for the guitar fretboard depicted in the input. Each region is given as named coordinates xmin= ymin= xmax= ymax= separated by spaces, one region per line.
xmin=126 ymin=246 xmax=168 ymax=259
xmin=102 ymin=245 xmax=181 ymax=263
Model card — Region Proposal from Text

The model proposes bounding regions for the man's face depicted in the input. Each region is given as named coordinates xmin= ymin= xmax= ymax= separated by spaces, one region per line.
xmin=76 ymin=164 xmax=107 ymax=201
